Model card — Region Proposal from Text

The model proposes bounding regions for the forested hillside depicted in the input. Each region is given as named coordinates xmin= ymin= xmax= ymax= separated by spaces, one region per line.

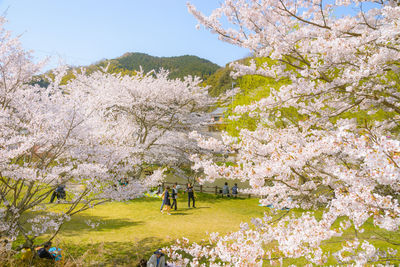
xmin=110 ymin=52 xmax=220 ymax=80
xmin=204 ymin=57 xmax=250 ymax=97
xmin=35 ymin=52 xmax=221 ymax=86
xmin=204 ymin=66 xmax=234 ymax=97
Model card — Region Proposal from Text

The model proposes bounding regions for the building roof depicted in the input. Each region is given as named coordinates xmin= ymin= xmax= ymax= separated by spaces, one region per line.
xmin=210 ymin=107 xmax=226 ymax=116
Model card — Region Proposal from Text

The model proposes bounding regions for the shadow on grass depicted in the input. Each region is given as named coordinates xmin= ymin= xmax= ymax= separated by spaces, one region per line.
xmin=170 ymin=212 xmax=188 ymax=216
xmin=11 ymin=237 xmax=172 ymax=267
xmin=19 ymin=213 xmax=141 ymax=239
xmin=188 ymin=206 xmax=210 ymax=209
xmin=164 ymin=207 xmax=207 ymax=215
xmin=60 ymin=214 xmax=144 ymax=236
xmin=129 ymin=197 xmax=161 ymax=203
xmin=63 ymin=237 xmax=170 ymax=266
xmin=194 ymin=192 xmax=253 ymax=204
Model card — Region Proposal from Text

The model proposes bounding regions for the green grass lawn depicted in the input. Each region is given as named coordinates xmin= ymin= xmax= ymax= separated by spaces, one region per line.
xmin=12 ymin=193 xmax=400 ymax=266
xmin=46 ymin=193 xmax=265 ymax=266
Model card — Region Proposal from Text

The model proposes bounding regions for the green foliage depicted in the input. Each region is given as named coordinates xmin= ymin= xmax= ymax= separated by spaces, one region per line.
xmin=204 ymin=66 xmax=234 ymax=97
xmin=109 ymin=52 xmax=220 ymax=80
xmin=35 ymin=53 xmax=221 ymax=88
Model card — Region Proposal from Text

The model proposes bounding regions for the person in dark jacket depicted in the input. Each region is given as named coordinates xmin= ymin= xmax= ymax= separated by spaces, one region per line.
xmin=171 ymin=183 xmax=178 ymax=211
xmin=137 ymin=258 xmax=147 ymax=267
xmin=185 ymin=183 xmax=195 ymax=208
xmin=162 ymin=187 xmax=171 ymax=215
xmin=156 ymin=184 xmax=162 ymax=194
xmin=222 ymin=182 xmax=230 ymax=197
xmin=50 ymin=184 xmax=66 ymax=203
xmin=232 ymin=183 xmax=238 ymax=198
xmin=37 ymin=241 xmax=55 ymax=260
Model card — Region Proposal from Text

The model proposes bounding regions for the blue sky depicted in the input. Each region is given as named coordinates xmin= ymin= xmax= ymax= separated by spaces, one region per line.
xmin=0 ymin=0 xmax=249 ymax=70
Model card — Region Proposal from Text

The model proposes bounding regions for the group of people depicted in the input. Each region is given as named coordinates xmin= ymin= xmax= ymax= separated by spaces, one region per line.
xmin=37 ymin=241 xmax=62 ymax=261
xmin=33 ymin=242 xmax=167 ymax=267
xmin=20 ymin=241 xmax=62 ymax=262
xmin=35 ymin=182 xmax=241 ymax=266
xmin=32 ymin=241 xmax=167 ymax=266
xmin=222 ymin=182 xmax=239 ymax=198
xmin=158 ymin=182 xmax=240 ymax=214
xmin=159 ymin=183 xmax=196 ymax=215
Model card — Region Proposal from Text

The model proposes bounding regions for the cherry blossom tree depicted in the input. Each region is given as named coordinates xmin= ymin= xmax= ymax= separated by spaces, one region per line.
xmin=0 ymin=20 xmax=138 ymax=250
xmin=0 ymin=17 xmax=214 ymax=254
xmin=167 ymin=0 xmax=400 ymax=265
xmin=67 ymin=66 xmax=216 ymax=185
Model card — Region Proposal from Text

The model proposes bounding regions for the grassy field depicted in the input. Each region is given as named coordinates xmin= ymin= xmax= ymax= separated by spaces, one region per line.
xmin=41 ymin=193 xmax=265 ymax=266
xmin=11 ymin=192 xmax=400 ymax=266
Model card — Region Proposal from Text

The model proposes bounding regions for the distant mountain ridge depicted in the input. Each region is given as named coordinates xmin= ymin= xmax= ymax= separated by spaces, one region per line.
xmin=100 ymin=52 xmax=220 ymax=80
xmin=34 ymin=52 xmax=224 ymax=89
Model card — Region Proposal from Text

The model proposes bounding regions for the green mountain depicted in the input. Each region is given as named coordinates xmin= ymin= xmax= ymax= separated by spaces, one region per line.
xmin=34 ymin=52 xmax=221 ymax=86
xmin=101 ymin=52 xmax=220 ymax=80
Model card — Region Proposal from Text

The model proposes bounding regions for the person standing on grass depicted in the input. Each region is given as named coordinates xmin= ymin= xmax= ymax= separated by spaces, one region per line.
xmin=160 ymin=185 xmax=165 ymax=212
xmin=156 ymin=184 xmax=162 ymax=194
xmin=222 ymin=182 xmax=230 ymax=197
xmin=161 ymin=186 xmax=172 ymax=215
xmin=185 ymin=183 xmax=196 ymax=208
xmin=171 ymin=183 xmax=178 ymax=211
xmin=232 ymin=183 xmax=238 ymax=198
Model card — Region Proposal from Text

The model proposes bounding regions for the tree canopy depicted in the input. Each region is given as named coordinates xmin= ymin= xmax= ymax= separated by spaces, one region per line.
xmin=167 ymin=0 xmax=400 ymax=265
